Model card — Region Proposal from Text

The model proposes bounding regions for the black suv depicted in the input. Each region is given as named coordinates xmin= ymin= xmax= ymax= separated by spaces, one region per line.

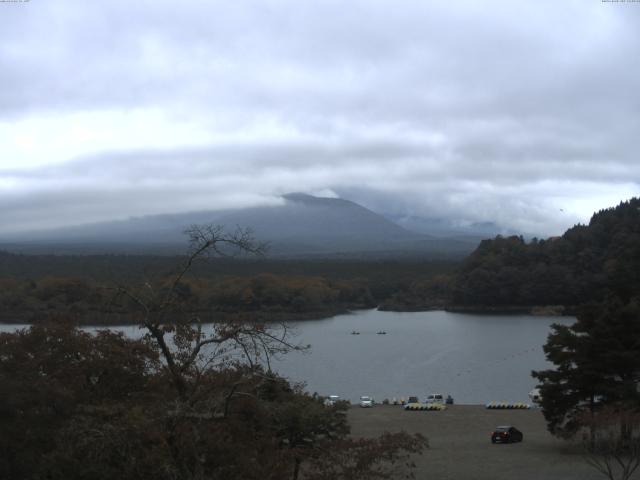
xmin=491 ymin=426 xmax=523 ymax=444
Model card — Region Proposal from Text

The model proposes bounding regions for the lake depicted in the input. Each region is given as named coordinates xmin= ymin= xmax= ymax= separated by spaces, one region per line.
xmin=271 ymin=309 xmax=572 ymax=404
xmin=0 ymin=309 xmax=573 ymax=404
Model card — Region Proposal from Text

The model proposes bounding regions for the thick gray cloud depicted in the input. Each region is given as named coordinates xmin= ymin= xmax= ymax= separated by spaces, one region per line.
xmin=1 ymin=0 xmax=639 ymax=236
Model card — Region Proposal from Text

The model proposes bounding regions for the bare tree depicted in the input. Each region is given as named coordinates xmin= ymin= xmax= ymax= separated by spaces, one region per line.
xmin=113 ymin=224 xmax=300 ymax=399
xmin=582 ymin=406 xmax=640 ymax=480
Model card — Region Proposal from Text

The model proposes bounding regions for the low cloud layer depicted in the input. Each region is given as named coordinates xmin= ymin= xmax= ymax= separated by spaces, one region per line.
xmin=1 ymin=0 xmax=639 ymax=236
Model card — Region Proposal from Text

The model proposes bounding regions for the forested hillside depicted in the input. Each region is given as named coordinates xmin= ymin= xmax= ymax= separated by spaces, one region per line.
xmin=452 ymin=198 xmax=640 ymax=309
xmin=0 ymin=253 xmax=456 ymax=324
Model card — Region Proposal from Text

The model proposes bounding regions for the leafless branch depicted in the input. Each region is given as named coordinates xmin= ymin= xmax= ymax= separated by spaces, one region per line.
xmin=582 ymin=407 xmax=640 ymax=480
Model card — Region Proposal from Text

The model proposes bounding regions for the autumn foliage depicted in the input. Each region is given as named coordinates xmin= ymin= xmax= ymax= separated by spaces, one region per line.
xmin=0 ymin=322 xmax=425 ymax=480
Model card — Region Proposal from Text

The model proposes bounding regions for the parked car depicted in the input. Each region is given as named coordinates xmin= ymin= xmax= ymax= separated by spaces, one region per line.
xmin=324 ymin=395 xmax=341 ymax=406
xmin=491 ymin=426 xmax=523 ymax=444
xmin=425 ymin=393 xmax=444 ymax=404
xmin=359 ymin=396 xmax=374 ymax=407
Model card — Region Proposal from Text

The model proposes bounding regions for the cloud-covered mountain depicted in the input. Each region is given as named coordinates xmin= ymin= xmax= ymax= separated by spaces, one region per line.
xmin=2 ymin=2 xmax=640 ymax=238
xmin=1 ymin=194 xmax=482 ymax=257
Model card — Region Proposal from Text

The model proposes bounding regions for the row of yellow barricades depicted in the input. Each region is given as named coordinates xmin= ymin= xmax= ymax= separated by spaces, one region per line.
xmin=403 ymin=403 xmax=447 ymax=411
xmin=485 ymin=402 xmax=530 ymax=409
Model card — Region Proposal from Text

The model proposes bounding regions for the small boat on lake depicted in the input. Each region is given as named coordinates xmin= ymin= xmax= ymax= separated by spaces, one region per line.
xmin=376 ymin=331 xmax=387 ymax=335
xmin=350 ymin=331 xmax=360 ymax=335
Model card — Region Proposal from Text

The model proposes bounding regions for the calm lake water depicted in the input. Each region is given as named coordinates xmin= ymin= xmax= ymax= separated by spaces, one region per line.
xmin=272 ymin=309 xmax=573 ymax=404
xmin=0 ymin=309 xmax=573 ymax=404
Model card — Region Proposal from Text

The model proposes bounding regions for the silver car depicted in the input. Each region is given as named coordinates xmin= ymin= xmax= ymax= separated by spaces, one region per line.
xmin=359 ymin=395 xmax=374 ymax=407
xmin=425 ymin=393 xmax=444 ymax=404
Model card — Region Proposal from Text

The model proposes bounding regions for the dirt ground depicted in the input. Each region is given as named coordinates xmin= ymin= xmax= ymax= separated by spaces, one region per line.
xmin=348 ymin=405 xmax=606 ymax=480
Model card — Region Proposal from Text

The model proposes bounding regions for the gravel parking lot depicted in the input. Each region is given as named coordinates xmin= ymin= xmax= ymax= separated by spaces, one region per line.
xmin=348 ymin=405 xmax=605 ymax=480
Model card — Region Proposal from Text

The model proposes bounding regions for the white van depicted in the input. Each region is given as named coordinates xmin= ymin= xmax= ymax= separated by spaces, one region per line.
xmin=425 ymin=393 xmax=444 ymax=404
xmin=324 ymin=395 xmax=341 ymax=406
xmin=359 ymin=396 xmax=374 ymax=408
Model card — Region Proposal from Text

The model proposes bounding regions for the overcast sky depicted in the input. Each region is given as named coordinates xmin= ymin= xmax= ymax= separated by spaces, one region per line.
xmin=1 ymin=0 xmax=639 ymax=236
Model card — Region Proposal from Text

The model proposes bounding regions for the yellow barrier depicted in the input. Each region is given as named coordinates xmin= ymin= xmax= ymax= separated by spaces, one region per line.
xmin=485 ymin=402 xmax=530 ymax=409
xmin=403 ymin=403 xmax=446 ymax=411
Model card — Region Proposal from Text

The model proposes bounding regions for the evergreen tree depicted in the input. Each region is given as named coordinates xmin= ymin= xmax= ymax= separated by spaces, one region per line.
xmin=532 ymin=297 xmax=640 ymax=437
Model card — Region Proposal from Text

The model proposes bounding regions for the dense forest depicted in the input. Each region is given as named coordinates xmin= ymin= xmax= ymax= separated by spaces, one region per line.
xmin=451 ymin=198 xmax=640 ymax=310
xmin=0 ymin=253 xmax=456 ymax=324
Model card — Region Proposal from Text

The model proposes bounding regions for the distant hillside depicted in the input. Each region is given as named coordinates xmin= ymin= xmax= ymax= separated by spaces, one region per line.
xmin=386 ymin=213 xmax=506 ymax=239
xmin=451 ymin=197 xmax=640 ymax=309
xmin=0 ymin=193 xmax=479 ymax=258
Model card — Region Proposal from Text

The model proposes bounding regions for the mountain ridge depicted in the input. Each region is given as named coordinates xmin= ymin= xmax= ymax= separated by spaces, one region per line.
xmin=0 ymin=193 xmax=482 ymax=258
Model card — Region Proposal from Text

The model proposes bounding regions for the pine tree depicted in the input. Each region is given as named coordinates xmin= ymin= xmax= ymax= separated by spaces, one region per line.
xmin=532 ymin=297 xmax=640 ymax=438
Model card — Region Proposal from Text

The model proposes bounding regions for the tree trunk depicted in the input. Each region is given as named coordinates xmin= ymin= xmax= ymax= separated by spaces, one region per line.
xmin=292 ymin=457 xmax=301 ymax=480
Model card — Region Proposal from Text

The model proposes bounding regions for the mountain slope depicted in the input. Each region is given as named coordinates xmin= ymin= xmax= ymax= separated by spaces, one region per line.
xmin=1 ymin=193 xmax=479 ymax=257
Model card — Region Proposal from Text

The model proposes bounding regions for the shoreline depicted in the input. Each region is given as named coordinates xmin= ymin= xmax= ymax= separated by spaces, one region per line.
xmin=0 ymin=306 xmax=356 ymax=326
xmin=0 ymin=304 xmax=572 ymax=326
xmin=444 ymin=304 xmax=574 ymax=316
